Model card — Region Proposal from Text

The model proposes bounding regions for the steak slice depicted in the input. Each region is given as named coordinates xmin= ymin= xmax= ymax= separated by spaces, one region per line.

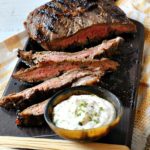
xmin=16 ymin=100 xmax=48 ymax=126
xmin=0 ymin=59 xmax=117 ymax=110
xmin=25 ymin=0 xmax=136 ymax=51
xmin=18 ymin=37 xmax=123 ymax=66
xmin=13 ymin=59 xmax=119 ymax=83
xmin=0 ymin=69 xmax=94 ymax=110
xmin=71 ymin=75 xmax=100 ymax=87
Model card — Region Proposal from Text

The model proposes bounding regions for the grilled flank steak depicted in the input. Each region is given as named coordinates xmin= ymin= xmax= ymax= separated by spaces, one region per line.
xmin=16 ymin=100 xmax=48 ymax=126
xmin=13 ymin=59 xmax=118 ymax=83
xmin=25 ymin=0 xmax=136 ymax=51
xmin=0 ymin=59 xmax=118 ymax=110
xmin=18 ymin=37 xmax=123 ymax=66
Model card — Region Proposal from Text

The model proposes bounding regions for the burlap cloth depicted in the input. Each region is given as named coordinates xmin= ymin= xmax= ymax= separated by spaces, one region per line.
xmin=0 ymin=1 xmax=149 ymax=149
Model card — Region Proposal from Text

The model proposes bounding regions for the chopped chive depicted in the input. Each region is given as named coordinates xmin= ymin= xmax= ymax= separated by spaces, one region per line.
xmin=93 ymin=119 xmax=99 ymax=124
xmin=92 ymin=112 xmax=98 ymax=117
xmin=76 ymin=112 xmax=81 ymax=116
xmin=79 ymin=101 xmax=88 ymax=107
xmin=79 ymin=122 xmax=83 ymax=126
xmin=99 ymin=107 xmax=104 ymax=111
xmin=88 ymin=116 xmax=92 ymax=121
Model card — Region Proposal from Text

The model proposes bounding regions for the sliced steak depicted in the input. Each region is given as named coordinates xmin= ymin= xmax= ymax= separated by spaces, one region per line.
xmin=0 ymin=69 xmax=93 ymax=110
xmin=16 ymin=100 xmax=48 ymax=126
xmin=18 ymin=37 xmax=123 ymax=66
xmin=0 ymin=59 xmax=117 ymax=110
xmin=13 ymin=59 xmax=119 ymax=83
xmin=25 ymin=0 xmax=136 ymax=51
xmin=71 ymin=75 xmax=100 ymax=87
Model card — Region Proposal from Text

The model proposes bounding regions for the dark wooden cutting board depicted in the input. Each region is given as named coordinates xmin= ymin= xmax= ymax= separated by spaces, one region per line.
xmin=0 ymin=20 xmax=144 ymax=148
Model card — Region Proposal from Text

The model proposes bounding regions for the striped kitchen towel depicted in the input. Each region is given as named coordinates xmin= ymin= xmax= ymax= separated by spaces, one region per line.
xmin=0 ymin=31 xmax=28 ymax=96
xmin=116 ymin=0 xmax=150 ymax=150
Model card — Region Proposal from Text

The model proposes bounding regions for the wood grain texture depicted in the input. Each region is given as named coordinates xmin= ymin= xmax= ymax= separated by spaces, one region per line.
xmin=0 ymin=136 xmax=129 ymax=150
xmin=0 ymin=147 xmax=16 ymax=150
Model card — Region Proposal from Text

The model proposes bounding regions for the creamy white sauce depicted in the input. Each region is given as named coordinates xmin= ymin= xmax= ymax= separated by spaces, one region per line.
xmin=53 ymin=95 xmax=116 ymax=130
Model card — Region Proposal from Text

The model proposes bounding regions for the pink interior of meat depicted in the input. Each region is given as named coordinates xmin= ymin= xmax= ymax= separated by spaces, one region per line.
xmin=111 ymin=24 xmax=136 ymax=33
xmin=48 ymin=24 xmax=136 ymax=50
xmin=17 ymin=64 xmax=78 ymax=81
xmin=49 ymin=24 xmax=110 ymax=49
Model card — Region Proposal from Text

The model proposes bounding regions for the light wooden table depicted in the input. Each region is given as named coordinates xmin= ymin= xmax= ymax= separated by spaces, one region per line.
xmin=0 ymin=0 xmax=49 ymax=42
xmin=0 ymin=136 xmax=130 ymax=150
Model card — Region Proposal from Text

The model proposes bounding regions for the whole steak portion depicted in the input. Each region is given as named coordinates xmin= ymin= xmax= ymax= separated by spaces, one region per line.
xmin=25 ymin=0 xmax=136 ymax=51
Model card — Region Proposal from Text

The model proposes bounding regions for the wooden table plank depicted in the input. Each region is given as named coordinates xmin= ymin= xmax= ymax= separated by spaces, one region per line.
xmin=0 ymin=136 xmax=129 ymax=150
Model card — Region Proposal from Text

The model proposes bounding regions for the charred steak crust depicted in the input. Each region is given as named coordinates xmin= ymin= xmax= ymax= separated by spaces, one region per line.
xmin=12 ymin=59 xmax=118 ymax=83
xmin=25 ymin=0 xmax=136 ymax=51
xmin=0 ymin=59 xmax=118 ymax=110
xmin=18 ymin=37 xmax=123 ymax=66
xmin=16 ymin=100 xmax=48 ymax=126
xmin=0 ymin=69 xmax=94 ymax=110
xmin=71 ymin=75 xmax=100 ymax=87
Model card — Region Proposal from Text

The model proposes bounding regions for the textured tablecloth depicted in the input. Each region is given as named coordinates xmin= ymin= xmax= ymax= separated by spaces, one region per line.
xmin=0 ymin=1 xmax=149 ymax=150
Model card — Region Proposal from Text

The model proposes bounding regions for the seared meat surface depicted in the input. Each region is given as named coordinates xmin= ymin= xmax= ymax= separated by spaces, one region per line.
xmin=0 ymin=69 xmax=95 ymax=110
xmin=0 ymin=58 xmax=118 ymax=110
xmin=18 ymin=37 xmax=123 ymax=66
xmin=71 ymin=75 xmax=100 ymax=87
xmin=25 ymin=0 xmax=136 ymax=51
xmin=13 ymin=59 xmax=118 ymax=83
xmin=16 ymin=100 xmax=48 ymax=126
